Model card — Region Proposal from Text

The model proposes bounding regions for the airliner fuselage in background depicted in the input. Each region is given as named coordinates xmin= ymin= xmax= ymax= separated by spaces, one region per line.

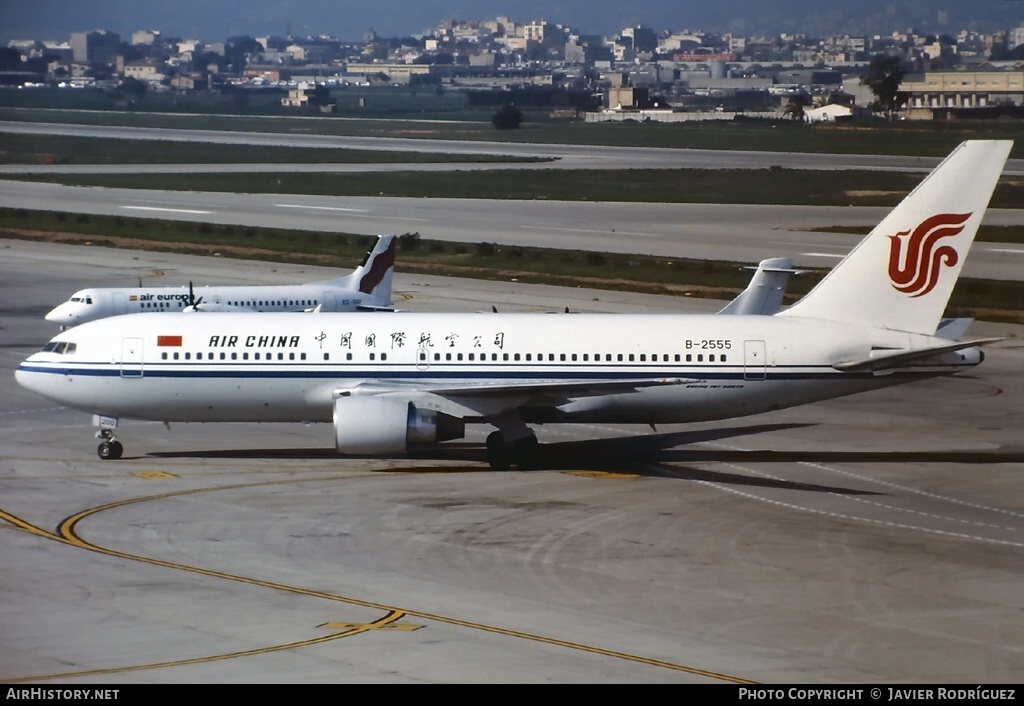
xmin=15 ymin=141 xmax=1012 ymax=469
xmin=44 ymin=234 xmax=397 ymax=328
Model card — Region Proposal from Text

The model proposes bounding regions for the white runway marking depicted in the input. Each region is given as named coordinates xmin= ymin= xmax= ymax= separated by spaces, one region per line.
xmin=799 ymin=252 xmax=845 ymax=259
xmin=122 ymin=206 xmax=212 ymax=215
xmin=521 ymin=225 xmax=656 ymax=237
xmin=275 ymin=203 xmax=367 ymax=212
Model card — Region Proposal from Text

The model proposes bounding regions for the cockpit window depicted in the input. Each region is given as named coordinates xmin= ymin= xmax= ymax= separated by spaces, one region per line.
xmin=69 ymin=296 xmax=93 ymax=305
xmin=41 ymin=341 xmax=77 ymax=354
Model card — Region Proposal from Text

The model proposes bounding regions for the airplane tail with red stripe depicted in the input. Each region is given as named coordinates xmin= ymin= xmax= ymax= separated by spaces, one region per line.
xmin=320 ymin=234 xmax=396 ymax=306
xmin=778 ymin=140 xmax=1012 ymax=336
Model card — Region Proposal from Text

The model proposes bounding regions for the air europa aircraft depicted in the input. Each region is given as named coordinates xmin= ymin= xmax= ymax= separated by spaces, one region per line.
xmin=44 ymin=234 xmax=397 ymax=328
xmin=15 ymin=140 xmax=1012 ymax=469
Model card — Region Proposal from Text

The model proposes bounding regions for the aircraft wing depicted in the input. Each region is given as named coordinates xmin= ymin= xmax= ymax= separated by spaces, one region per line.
xmin=337 ymin=377 xmax=687 ymax=418
xmin=831 ymin=337 xmax=1002 ymax=373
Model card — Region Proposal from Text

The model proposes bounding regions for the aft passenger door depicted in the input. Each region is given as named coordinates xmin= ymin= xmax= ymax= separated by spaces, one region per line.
xmin=120 ymin=337 xmax=144 ymax=378
xmin=743 ymin=340 xmax=766 ymax=381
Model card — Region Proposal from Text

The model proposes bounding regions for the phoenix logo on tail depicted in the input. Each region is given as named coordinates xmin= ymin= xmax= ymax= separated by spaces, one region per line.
xmin=887 ymin=212 xmax=971 ymax=297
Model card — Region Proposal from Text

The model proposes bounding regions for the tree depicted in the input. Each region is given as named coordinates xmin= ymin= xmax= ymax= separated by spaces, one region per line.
xmin=492 ymin=103 xmax=523 ymax=130
xmin=861 ymin=54 xmax=906 ymax=121
xmin=783 ymin=92 xmax=812 ymax=122
xmin=119 ymin=76 xmax=148 ymax=95
xmin=224 ymin=35 xmax=261 ymax=74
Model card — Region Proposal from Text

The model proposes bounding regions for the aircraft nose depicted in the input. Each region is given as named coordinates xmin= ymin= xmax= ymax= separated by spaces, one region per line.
xmin=14 ymin=364 xmax=37 ymax=391
xmin=45 ymin=305 xmax=75 ymax=325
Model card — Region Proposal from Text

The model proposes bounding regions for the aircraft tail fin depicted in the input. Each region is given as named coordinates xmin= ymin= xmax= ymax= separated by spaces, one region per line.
xmin=717 ymin=257 xmax=803 ymax=315
xmin=778 ymin=140 xmax=1012 ymax=335
xmin=353 ymin=234 xmax=396 ymax=301
xmin=322 ymin=234 xmax=396 ymax=304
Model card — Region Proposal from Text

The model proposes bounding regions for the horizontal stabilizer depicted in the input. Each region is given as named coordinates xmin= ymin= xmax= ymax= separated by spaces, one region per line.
xmin=832 ymin=337 xmax=1001 ymax=373
xmin=935 ymin=317 xmax=974 ymax=341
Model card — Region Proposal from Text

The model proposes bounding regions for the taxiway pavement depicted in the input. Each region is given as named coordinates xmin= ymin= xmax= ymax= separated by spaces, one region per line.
xmin=1 ymin=240 xmax=1022 ymax=684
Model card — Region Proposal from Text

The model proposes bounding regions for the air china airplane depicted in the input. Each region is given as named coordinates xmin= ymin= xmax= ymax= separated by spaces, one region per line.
xmin=15 ymin=140 xmax=1011 ymax=470
xmin=44 ymin=234 xmax=397 ymax=328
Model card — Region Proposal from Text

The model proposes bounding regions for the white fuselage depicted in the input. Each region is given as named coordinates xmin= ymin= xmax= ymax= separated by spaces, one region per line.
xmin=15 ymin=311 xmax=977 ymax=426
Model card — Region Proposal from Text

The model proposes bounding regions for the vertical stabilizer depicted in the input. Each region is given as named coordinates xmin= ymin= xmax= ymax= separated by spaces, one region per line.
xmin=778 ymin=140 xmax=1011 ymax=334
xmin=353 ymin=234 xmax=396 ymax=302
xmin=321 ymin=234 xmax=396 ymax=305
xmin=718 ymin=257 xmax=802 ymax=315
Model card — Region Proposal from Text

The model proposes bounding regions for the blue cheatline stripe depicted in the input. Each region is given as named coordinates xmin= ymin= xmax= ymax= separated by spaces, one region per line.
xmin=16 ymin=362 xmax=893 ymax=382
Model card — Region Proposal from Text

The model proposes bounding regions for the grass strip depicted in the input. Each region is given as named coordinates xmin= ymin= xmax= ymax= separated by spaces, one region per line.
xmin=3 ymin=207 xmax=1022 ymax=324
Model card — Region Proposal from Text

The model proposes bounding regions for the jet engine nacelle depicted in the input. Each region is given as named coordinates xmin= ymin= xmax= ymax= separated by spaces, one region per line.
xmin=333 ymin=396 xmax=464 ymax=455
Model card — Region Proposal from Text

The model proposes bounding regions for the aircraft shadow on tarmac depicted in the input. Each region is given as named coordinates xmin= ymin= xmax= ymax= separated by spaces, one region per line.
xmin=144 ymin=421 xmax=1024 ymax=495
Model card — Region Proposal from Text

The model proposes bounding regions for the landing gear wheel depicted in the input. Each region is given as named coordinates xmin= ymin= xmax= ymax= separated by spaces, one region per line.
xmin=96 ymin=432 xmax=124 ymax=460
xmin=486 ymin=431 xmax=511 ymax=472
xmin=513 ymin=434 xmax=540 ymax=470
xmin=485 ymin=431 xmax=539 ymax=471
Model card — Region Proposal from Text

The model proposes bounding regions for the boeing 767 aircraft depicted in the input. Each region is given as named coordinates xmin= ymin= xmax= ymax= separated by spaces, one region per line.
xmin=16 ymin=141 xmax=1011 ymax=469
xmin=44 ymin=234 xmax=397 ymax=328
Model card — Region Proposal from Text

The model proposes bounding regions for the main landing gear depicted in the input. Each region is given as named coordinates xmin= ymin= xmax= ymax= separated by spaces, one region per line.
xmin=96 ymin=428 xmax=124 ymax=460
xmin=486 ymin=430 xmax=539 ymax=472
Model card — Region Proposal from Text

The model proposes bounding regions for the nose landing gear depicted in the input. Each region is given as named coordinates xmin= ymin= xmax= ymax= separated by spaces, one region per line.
xmin=96 ymin=428 xmax=123 ymax=460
